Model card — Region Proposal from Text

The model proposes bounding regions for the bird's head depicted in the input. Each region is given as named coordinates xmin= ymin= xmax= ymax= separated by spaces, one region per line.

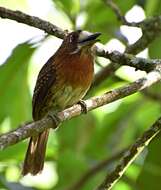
xmin=62 ymin=30 xmax=101 ymax=54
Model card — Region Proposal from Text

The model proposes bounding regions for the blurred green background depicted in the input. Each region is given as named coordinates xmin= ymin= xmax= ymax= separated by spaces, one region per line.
xmin=0 ymin=0 xmax=161 ymax=189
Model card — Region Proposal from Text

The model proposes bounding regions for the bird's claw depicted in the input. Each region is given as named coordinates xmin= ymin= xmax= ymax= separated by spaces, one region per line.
xmin=47 ymin=114 xmax=61 ymax=129
xmin=78 ymin=100 xmax=88 ymax=114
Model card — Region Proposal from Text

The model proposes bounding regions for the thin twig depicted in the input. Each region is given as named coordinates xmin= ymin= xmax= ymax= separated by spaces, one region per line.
xmin=103 ymin=0 xmax=140 ymax=27
xmin=96 ymin=116 xmax=161 ymax=190
xmin=0 ymin=69 xmax=161 ymax=150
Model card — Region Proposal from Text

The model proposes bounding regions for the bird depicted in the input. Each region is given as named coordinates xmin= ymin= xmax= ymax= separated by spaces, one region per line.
xmin=22 ymin=30 xmax=101 ymax=175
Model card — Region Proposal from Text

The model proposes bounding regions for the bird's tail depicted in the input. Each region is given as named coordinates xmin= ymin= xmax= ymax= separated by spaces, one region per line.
xmin=22 ymin=129 xmax=49 ymax=175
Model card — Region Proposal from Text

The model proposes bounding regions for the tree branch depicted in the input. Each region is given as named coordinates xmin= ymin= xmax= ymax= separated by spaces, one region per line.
xmin=126 ymin=16 xmax=161 ymax=54
xmin=0 ymin=69 xmax=161 ymax=150
xmin=97 ymin=49 xmax=161 ymax=72
xmin=93 ymin=48 xmax=161 ymax=88
xmin=96 ymin=116 xmax=161 ymax=190
xmin=0 ymin=6 xmax=161 ymax=58
xmin=0 ymin=6 xmax=65 ymax=39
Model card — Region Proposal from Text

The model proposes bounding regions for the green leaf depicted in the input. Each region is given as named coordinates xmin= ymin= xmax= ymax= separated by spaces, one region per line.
xmin=0 ymin=142 xmax=26 ymax=161
xmin=84 ymin=94 xmax=140 ymax=159
xmin=145 ymin=0 xmax=161 ymax=16
xmin=149 ymin=37 xmax=161 ymax=59
xmin=115 ymin=0 xmax=136 ymax=14
xmin=0 ymin=42 xmax=35 ymax=129
xmin=55 ymin=149 xmax=88 ymax=189
xmin=146 ymin=0 xmax=161 ymax=59
xmin=53 ymin=0 xmax=80 ymax=20
xmin=136 ymin=135 xmax=161 ymax=190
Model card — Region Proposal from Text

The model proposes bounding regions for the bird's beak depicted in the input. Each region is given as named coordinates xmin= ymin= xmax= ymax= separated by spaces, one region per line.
xmin=78 ymin=32 xmax=101 ymax=46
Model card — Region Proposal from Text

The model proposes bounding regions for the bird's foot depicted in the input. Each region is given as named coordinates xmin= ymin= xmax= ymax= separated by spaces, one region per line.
xmin=47 ymin=114 xmax=61 ymax=129
xmin=78 ymin=100 xmax=88 ymax=114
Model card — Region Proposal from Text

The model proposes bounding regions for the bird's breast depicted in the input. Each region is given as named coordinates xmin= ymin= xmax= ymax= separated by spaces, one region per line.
xmin=56 ymin=51 xmax=94 ymax=89
xmin=49 ymin=51 xmax=94 ymax=110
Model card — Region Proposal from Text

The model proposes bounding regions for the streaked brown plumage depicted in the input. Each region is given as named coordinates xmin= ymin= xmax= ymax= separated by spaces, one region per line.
xmin=22 ymin=30 xmax=100 ymax=175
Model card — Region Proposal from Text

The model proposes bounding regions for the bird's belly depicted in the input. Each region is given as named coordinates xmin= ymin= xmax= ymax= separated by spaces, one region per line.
xmin=49 ymin=85 xmax=88 ymax=112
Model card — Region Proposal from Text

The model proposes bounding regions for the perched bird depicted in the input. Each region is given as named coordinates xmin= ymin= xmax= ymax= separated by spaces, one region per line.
xmin=22 ymin=30 xmax=101 ymax=175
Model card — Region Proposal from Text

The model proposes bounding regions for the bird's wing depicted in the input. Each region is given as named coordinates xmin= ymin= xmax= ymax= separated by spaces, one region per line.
xmin=32 ymin=56 xmax=56 ymax=120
